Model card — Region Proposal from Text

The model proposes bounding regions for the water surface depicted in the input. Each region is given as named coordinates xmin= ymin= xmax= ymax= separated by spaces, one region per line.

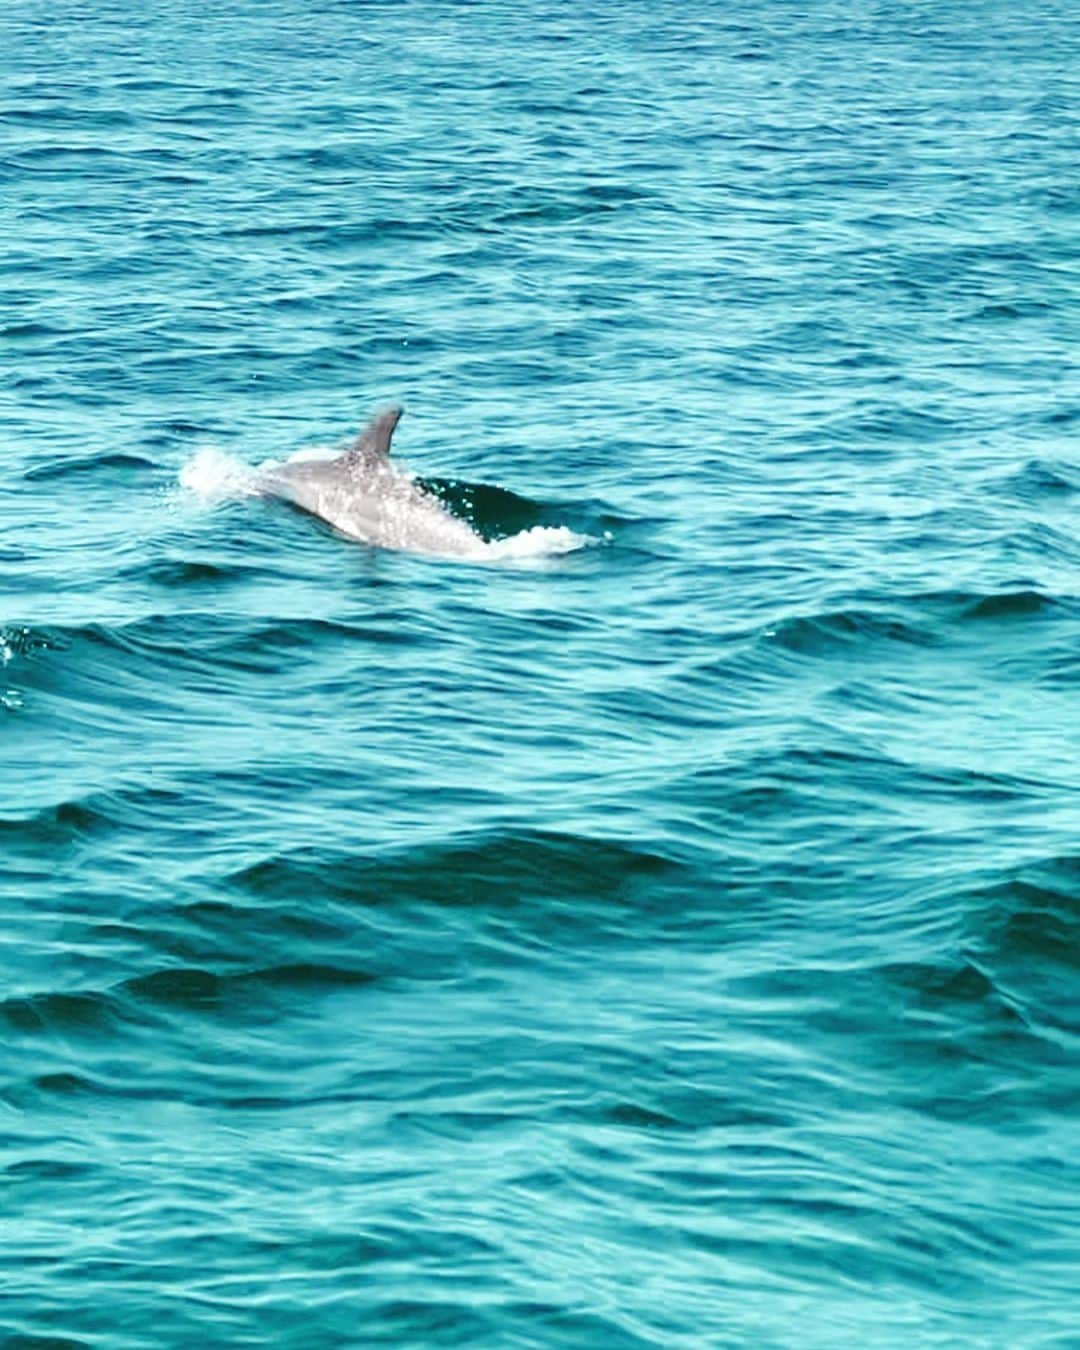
xmin=2 ymin=1 xmax=1079 ymax=1344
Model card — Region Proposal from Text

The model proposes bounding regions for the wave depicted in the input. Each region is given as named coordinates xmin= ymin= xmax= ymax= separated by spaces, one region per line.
xmin=755 ymin=586 xmax=1077 ymax=663
xmin=131 ymin=557 xmax=271 ymax=588
xmin=124 ymin=961 xmax=377 ymax=1008
xmin=969 ymin=853 xmax=1080 ymax=973
xmin=230 ymin=829 xmax=684 ymax=913
xmin=1002 ymin=460 xmax=1078 ymax=497
xmin=765 ymin=606 xmax=936 ymax=654
xmin=22 ymin=451 xmax=156 ymax=482
xmin=959 ymin=589 xmax=1060 ymax=620
xmin=1 ymin=988 xmax=119 ymax=1037
xmin=3 ymin=960 xmax=379 ymax=1043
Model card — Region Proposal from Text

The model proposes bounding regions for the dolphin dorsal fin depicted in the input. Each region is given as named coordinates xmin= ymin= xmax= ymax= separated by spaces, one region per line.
xmin=346 ymin=407 xmax=402 ymax=466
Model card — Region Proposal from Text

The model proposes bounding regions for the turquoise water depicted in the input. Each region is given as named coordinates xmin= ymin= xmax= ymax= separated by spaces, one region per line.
xmin=3 ymin=1 xmax=1079 ymax=1343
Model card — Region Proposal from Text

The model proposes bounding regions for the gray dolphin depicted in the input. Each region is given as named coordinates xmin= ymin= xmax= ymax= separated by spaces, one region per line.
xmin=261 ymin=408 xmax=483 ymax=557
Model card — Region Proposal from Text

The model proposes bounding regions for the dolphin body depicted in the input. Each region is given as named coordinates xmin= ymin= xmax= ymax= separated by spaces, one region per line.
xmin=261 ymin=408 xmax=483 ymax=557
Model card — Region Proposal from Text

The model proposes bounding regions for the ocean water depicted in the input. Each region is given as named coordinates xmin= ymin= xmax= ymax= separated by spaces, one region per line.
xmin=2 ymin=0 xmax=1079 ymax=1343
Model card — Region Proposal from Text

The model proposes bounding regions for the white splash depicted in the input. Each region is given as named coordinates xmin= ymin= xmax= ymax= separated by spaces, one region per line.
xmin=480 ymin=525 xmax=588 ymax=561
xmin=179 ymin=447 xmax=260 ymax=501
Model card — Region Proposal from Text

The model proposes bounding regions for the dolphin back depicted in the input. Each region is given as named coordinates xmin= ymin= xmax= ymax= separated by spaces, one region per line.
xmin=259 ymin=406 xmax=484 ymax=554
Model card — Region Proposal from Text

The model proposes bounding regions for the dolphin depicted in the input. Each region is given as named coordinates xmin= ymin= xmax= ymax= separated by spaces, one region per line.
xmin=260 ymin=408 xmax=484 ymax=557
